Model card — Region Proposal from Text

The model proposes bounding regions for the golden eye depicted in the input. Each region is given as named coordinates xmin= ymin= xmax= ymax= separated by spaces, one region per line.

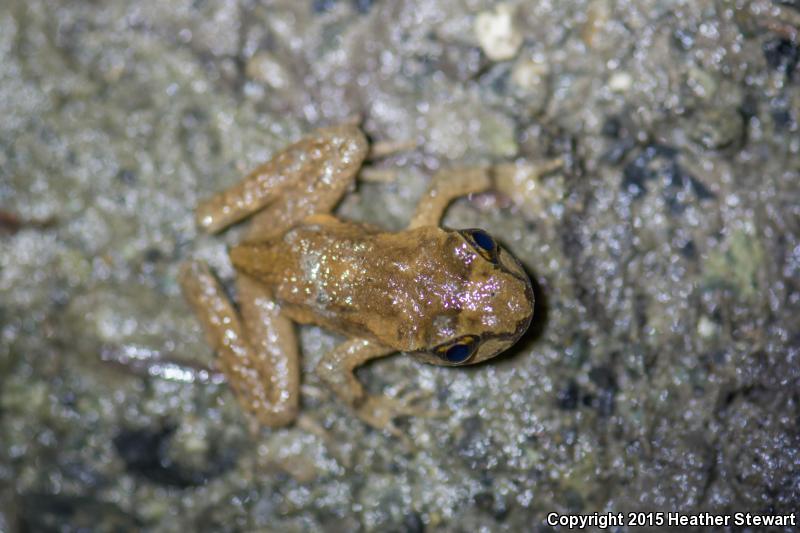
xmin=461 ymin=229 xmax=498 ymax=263
xmin=435 ymin=335 xmax=479 ymax=363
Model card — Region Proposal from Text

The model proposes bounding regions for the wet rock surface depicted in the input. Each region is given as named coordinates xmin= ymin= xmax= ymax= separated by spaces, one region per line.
xmin=1 ymin=0 xmax=798 ymax=531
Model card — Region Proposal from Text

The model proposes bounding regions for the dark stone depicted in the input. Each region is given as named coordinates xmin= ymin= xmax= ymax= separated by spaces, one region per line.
xmin=622 ymin=151 xmax=654 ymax=198
xmin=403 ymin=511 xmax=425 ymax=533
xmin=763 ymin=39 xmax=799 ymax=80
xmin=589 ymin=365 xmax=617 ymax=391
xmin=474 ymin=492 xmax=509 ymax=521
xmin=622 ymin=144 xmax=714 ymax=205
xmin=17 ymin=492 xmax=142 ymax=532
xmin=602 ymin=138 xmax=635 ymax=165
xmin=770 ymin=96 xmax=795 ymax=130
xmin=113 ymin=423 xmax=235 ymax=488
xmin=601 ymin=116 xmax=622 ymax=138
xmin=588 ymin=365 xmax=617 ymax=416
xmin=116 ymin=168 xmax=136 ymax=184
xmin=679 ymin=238 xmax=697 ymax=259
xmin=672 ymin=27 xmax=695 ymax=51
xmin=740 ymin=92 xmax=758 ymax=121
xmin=143 ymin=247 xmax=163 ymax=262
xmin=564 ymin=488 xmax=585 ymax=512
xmin=352 ymin=0 xmax=375 ymax=14
xmin=621 ymin=145 xmax=676 ymax=197
xmin=595 ymin=389 xmax=616 ymax=417
xmin=689 ymin=175 xmax=714 ymax=200
xmin=313 ymin=0 xmax=338 ymax=13
xmin=557 ymin=380 xmax=580 ymax=410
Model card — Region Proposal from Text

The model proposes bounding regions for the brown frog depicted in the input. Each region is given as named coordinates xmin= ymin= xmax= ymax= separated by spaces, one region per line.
xmin=179 ymin=125 xmax=534 ymax=437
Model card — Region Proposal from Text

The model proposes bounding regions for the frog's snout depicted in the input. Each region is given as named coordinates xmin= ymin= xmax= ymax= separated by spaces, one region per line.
xmin=514 ymin=273 xmax=535 ymax=338
xmin=498 ymin=249 xmax=535 ymax=344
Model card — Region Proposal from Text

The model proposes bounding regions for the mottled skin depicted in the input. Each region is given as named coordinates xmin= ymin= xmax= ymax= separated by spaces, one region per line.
xmin=180 ymin=125 xmax=534 ymax=436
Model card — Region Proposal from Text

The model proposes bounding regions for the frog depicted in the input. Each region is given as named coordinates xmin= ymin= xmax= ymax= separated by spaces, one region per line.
xmin=179 ymin=124 xmax=534 ymax=438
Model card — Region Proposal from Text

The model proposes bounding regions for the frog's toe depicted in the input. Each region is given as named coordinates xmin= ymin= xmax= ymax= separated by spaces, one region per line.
xmin=392 ymin=385 xmax=450 ymax=417
xmin=353 ymin=391 xmax=448 ymax=439
xmin=352 ymin=396 xmax=410 ymax=447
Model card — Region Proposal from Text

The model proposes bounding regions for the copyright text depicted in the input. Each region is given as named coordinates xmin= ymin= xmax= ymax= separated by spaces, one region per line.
xmin=546 ymin=511 xmax=796 ymax=529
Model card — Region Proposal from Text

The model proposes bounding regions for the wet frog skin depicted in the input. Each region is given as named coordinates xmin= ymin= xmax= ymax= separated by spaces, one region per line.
xmin=180 ymin=125 xmax=534 ymax=436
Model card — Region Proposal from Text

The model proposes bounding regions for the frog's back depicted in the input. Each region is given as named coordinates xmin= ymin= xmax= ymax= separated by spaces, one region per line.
xmin=230 ymin=216 xmax=452 ymax=348
xmin=231 ymin=216 xmax=390 ymax=337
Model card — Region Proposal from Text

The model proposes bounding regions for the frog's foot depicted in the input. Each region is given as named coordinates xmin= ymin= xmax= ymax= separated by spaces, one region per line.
xmin=367 ymin=138 xmax=418 ymax=160
xmin=353 ymin=388 xmax=447 ymax=444
xmin=316 ymin=338 xmax=447 ymax=444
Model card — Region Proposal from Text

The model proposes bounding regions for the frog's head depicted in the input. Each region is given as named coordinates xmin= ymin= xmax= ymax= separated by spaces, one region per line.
xmin=410 ymin=228 xmax=534 ymax=366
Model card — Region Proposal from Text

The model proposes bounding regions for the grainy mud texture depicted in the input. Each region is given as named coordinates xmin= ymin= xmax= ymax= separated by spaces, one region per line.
xmin=1 ymin=0 xmax=798 ymax=531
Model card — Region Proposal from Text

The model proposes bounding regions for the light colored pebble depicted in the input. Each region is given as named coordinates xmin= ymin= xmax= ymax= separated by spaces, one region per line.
xmin=687 ymin=66 xmax=717 ymax=99
xmin=608 ymin=71 xmax=633 ymax=92
xmin=511 ymin=56 xmax=549 ymax=91
xmin=474 ymin=3 xmax=523 ymax=62
xmin=697 ymin=315 xmax=718 ymax=338
xmin=511 ymin=56 xmax=551 ymax=115
xmin=246 ymin=51 xmax=291 ymax=90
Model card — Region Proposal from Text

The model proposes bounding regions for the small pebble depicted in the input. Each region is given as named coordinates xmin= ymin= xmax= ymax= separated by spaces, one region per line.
xmin=474 ymin=3 xmax=523 ymax=62
xmin=697 ymin=316 xmax=718 ymax=338
xmin=511 ymin=56 xmax=549 ymax=90
xmin=245 ymin=52 xmax=291 ymax=90
xmin=686 ymin=67 xmax=717 ymax=99
xmin=688 ymin=106 xmax=744 ymax=150
xmin=608 ymin=71 xmax=633 ymax=92
xmin=511 ymin=56 xmax=550 ymax=114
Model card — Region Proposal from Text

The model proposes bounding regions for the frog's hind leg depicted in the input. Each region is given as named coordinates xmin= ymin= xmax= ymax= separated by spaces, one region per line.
xmin=196 ymin=124 xmax=368 ymax=236
xmin=179 ymin=262 xmax=300 ymax=427
xmin=408 ymin=167 xmax=492 ymax=228
xmin=244 ymin=181 xmax=348 ymax=242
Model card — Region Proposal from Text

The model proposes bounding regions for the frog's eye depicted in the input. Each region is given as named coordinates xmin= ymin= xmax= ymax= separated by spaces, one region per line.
xmin=435 ymin=335 xmax=479 ymax=364
xmin=461 ymin=229 xmax=498 ymax=262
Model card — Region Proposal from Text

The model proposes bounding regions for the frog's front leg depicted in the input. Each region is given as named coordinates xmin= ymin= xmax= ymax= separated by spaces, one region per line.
xmin=315 ymin=339 xmax=437 ymax=439
xmin=179 ymin=262 xmax=299 ymax=427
